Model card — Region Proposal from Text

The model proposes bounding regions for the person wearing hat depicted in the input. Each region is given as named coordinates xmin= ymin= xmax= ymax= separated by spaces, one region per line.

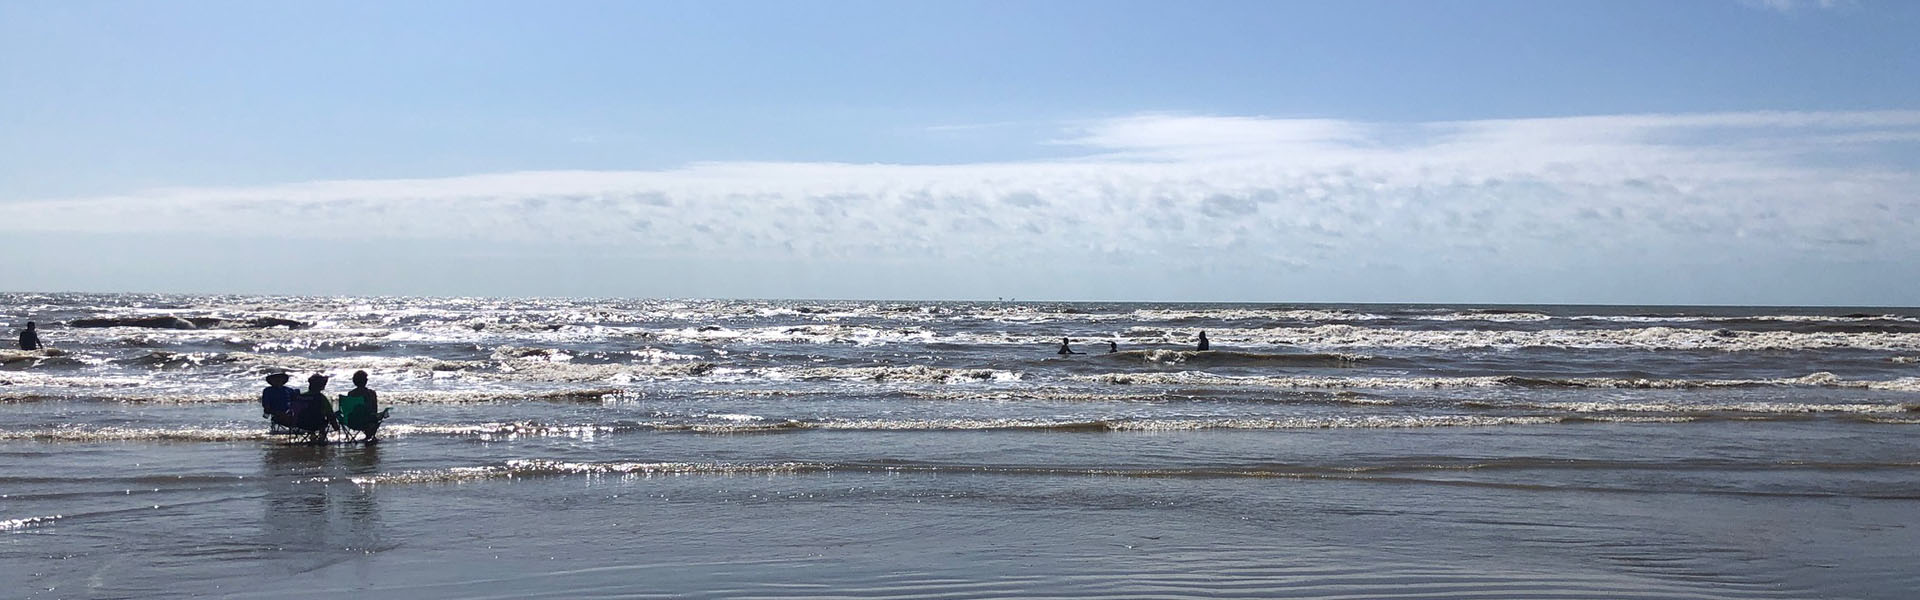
xmin=260 ymin=372 xmax=299 ymax=427
xmin=288 ymin=373 xmax=341 ymax=437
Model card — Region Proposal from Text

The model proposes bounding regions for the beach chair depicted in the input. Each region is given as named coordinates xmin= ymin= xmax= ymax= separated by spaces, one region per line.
xmin=336 ymin=394 xmax=389 ymax=441
xmin=267 ymin=409 xmax=332 ymax=443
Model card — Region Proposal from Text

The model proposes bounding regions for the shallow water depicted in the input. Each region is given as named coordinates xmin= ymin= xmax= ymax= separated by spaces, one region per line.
xmin=4 ymin=294 xmax=1918 ymax=598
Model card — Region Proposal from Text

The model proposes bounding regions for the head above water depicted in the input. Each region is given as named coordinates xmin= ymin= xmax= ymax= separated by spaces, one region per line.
xmin=352 ymin=370 xmax=368 ymax=386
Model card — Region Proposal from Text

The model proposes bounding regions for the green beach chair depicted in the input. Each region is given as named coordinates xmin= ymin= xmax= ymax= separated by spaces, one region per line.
xmin=336 ymin=394 xmax=389 ymax=439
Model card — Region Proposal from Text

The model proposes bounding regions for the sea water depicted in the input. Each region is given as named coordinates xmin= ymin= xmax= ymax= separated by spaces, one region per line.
xmin=3 ymin=293 xmax=1917 ymax=598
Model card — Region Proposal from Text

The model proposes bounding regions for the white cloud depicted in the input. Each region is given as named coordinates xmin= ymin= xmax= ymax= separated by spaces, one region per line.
xmin=1741 ymin=0 xmax=1851 ymax=13
xmin=5 ymin=110 xmax=1917 ymax=301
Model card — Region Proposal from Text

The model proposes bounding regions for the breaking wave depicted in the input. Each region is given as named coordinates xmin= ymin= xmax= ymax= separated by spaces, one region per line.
xmin=0 ymin=426 xmax=275 ymax=442
xmin=328 ymin=456 xmax=1920 ymax=491
xmin=1 ymin=514 xmax=66 ymax=530
xmin=349 ymin=459 xmax=831 ymax=485
xmin=1078 ymin=371 xmax=1920 ymax=392
xmin=1132 ymin=324 xmax=1920 ymax=352
xmin=1099 ymin=349 xmax=1369 ymax=367
xmin=1462 ymin=399 xmax=1917 ymax=415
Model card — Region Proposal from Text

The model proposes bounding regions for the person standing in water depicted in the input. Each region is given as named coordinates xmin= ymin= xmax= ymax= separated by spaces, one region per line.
xmin=1197 ymin=331 xmax=1210 ymax=351
xmin=339 ymin=370 xmax=389 ymax=441
xmin=18 ymin=321 xmax=41 ymax=350
xmin=1107 ymin=340 xmax=1118 ymax=353
xmin=1057 ymin=337 xmax=1080 ymax=355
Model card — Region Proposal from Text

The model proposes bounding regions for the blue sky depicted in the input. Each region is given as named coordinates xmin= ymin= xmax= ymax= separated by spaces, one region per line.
xmin=2 ymin=0 xmax=1917 ymax=303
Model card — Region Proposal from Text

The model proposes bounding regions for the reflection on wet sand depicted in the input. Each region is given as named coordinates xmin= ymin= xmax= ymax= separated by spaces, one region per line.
xmin=260 ymin=443 xmax=389 ymax=578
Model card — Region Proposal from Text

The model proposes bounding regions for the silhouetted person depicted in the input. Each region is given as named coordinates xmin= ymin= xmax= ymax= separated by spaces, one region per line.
xmin=1057 ymin=337 xmax=1080 ymax=355
xmin=18 ymin=321 xmax=40 ymax=351
xmin=339 ymin=370 xmax=389 ymax=441
xmin=260 ymin=372 xmax=299 ymax=428
xmin=288 ymin=374 xmax=340 ymax=439
xmin=1197 ymin=331 xmax=1210 ymax=351
xmin=1107 ymin=340 xmax=1118 ymax=353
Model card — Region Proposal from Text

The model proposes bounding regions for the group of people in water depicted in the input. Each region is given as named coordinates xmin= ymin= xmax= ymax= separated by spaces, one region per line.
xmin=15 ymin=320 xmax=388 ymax=443
xmin=17 ymin=317 xmax=1218 ymax=441
xmin=259 ymin=370 xmax=389 ymax=442
xmin=1058 ymin=331 xmax=1209 ymax=355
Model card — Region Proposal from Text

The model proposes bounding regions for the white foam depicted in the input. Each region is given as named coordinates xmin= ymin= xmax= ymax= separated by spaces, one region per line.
xmin=804 ymin=415 xmax=1564 ymax=431
xmin=353 ymin=459 xmax=826 ymax=486
xmin=765 ymin=365 xmax=1023 ymax=384
xmin=1099 ymin=416 xmax=1565 ymax=430
xmin=0 ymin=371 xmax=148 ymax=389
xmin=1162 ymin=324 xmax=1920 ymax=351
xmin=0 ymin=514 xmax=64 ymax=530
xmin=1077 ymin=371 xmax=1513 ymax=389
xmin=701 ymin=413 xmax=765 ymax=422
xmin=0 ymin=426 xmax=269 ymax=442
xmin=1511 ymin=400 xmax=1910 ymax=414
xmin=1074 ymin=370 xmax=1920 ymax=392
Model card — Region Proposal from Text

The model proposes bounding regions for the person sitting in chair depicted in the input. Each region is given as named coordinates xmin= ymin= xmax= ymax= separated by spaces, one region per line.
xmin=337 ymin=370 xmax=390 ymax=441
xmin=284 ymin=374 xmax=340 ymax=441
xmin=260 ymin=372 xmax=300 ymax=430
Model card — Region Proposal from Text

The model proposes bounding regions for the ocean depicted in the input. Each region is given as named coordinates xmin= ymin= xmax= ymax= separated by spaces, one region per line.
xmin=3 ymin=293 xmax=1918 ymax=599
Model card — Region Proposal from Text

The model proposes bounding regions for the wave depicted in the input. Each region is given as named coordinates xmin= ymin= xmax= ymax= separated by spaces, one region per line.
xmin=611 ymin=321 xmax=1920 ymax=351
xmin=8 ymin=369 xmax=1916 ymax=406
xmin=40 ymin=316 xmax=1920 ymax=354
xmin=117 ymin=350 xmax=240 ymax=369
xmin=316 ymin=360 xmax=1013 ymax=386
xmin=348 ymin=459 xmax=830 ymax=485
xmin=476 ymin=361 xmax=721 ymax=383
xmin=0 ymin=426 xmax=276 ymax=442
xmin=224 ymin=351 xmax=720 ymax=384
xmin=1 ymin=514 xmax=65 ymax=530
xmin=68 ymin=315 xmax=309 ymax=330
xmin=899 ymin=387 xmax=1395 ymax=406
xmin=25 ymin=293 xmax=1920 ymax=325
xmin=331 ymin=456 xmax=1920 ymax=492
xmin=0 ymin=348 xmax=70 ymax=360
xmin=760 ymin=415 xmax=1570 ymax=432
xmin=1581 ymin=313 xmax=1920 ymax=325
xmin=223 ymin=351 xmax=482 ymax=374
xmin=1128 ymin=325 xmax=1920 ymax=352
xmin=0 ymin=371 xmax=148 ymax=389
xmin=376 ymin=388 xmax=634 ymax=404
xmin=762 ymin=365 xmax=1022 ymax=384
xmin=1099 ymin=349 xmax=1368 ymax=367
xmin=1461 ymin=399 xmax=1918 ymax=415
xmin=7 ymin=408 xmax=1918 ymax=444
xmin=0 ymin=415 xmax=1656 ymax=443
xmin=488 ymin=345 xmax=699 ymax=363
xmin=946 ymin=306 xmax=1554 ymax=324
xmin=1077 ymin=370 xmax=1920 ymax=392
xmin=0 ymin=385 xmax=633 ymax=405
xmin=0 ymin=350 xmax=89 ymax=370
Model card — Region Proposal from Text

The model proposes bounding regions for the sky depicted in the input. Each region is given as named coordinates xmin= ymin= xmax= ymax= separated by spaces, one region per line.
xmin=2 ymin=0 xmax=1917 ymax=304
